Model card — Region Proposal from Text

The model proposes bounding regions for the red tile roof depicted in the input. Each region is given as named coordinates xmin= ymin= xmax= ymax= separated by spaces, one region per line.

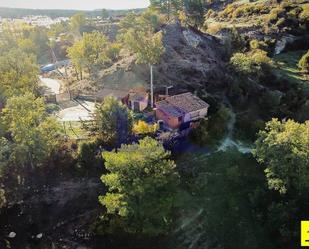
xmin=156 ymin=92 xmax=209 ymax=114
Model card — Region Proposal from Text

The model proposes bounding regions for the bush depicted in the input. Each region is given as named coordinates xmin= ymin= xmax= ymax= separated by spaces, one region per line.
xmin=132 ymin=120 xmax=158 ymax=135
xmin=0 ymin=188 xmax=6 ymax=211
xmin=76 ymin=139 xmax=102 ymax=173
xmin=299 ymin=3 xmax=309 ymax=22
xmin=230 ymin=49 xmax=272 ymax=77
xmin=190 ymin=106 xmax=232 ymax=147
xmin=232 ymin=3 xmax=270 ymax=18
xmin=106 ymin=43 xmax=121 ymax=61
xmin=46 ymin=103 xmax=60 ymax=114
xmin=298 ymin=50 xmax=309 ymax=72
xmin=206 ymin=23 xmax=225 ymax=35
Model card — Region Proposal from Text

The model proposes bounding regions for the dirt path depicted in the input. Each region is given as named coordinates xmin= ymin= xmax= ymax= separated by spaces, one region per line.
xmin=39 ymin=76 xmax=61 ymax=94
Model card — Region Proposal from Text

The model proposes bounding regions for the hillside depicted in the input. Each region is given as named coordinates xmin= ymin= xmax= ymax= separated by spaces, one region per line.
xmin=99 ymin=22 xmax=227 ymax=93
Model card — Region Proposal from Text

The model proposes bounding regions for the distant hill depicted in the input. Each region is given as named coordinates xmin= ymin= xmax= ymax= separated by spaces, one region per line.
xmin=0 ymin=7 xmax=144 ymax=19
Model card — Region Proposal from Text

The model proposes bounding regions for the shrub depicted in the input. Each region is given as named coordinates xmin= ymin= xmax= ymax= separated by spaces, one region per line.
xmin=106 ymin=43 xmax=121 ymax=61
xmin=232 ymin=3 xmax=269 ymax=18
xmin=190 ymin=106 xmax=232 ymax=147
xmin=76 ymin=139 xmax=102 ymax=172
xmin=230 ymin=49 xmax=273 ymax=76
xmin=250 ymin=39 xmax=260 ymax=50
xmin=132 ymin=120 xmax=158 ymax=135
xmin=250 ymin=39 xmax=269 ymax=51
xmin=46 ymin=103 xmax=61 ymax=114
xmin=206 ymin=23 xmax=225 ymax=35
xmin=0 ymin=188 xmax=6 ymax=210
xmin=298 ymin=50 xmax=309 ymax=72
xmin=299 ymin=3 xmax=309 ymax=22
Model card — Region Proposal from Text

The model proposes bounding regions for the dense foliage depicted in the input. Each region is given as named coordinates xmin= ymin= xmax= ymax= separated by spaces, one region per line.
xmin=0 ymin=48 xmax=38 ymax=102
xmin=1 ymin=93 xmax=60 ymax=168
xmin=92 ymin=96 xmax=133 ymax=148
xmin=254 ymin=119 xmax=309 ymax=195
xmin=298 ymin=49 xmax=309 ymax=72
xmin=99 ymin=137 xmax=179 ymax=235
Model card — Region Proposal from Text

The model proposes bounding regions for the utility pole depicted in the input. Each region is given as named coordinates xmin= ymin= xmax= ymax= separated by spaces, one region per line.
xmin=150 ymin=64 xmax=154 ymax=108
xmin=165 ymin=85 xmax=173 ymax=96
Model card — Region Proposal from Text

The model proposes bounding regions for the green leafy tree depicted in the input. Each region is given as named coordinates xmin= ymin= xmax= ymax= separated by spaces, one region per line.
xmin=99 ymin=137 xmax=179 ymax=235
xmin=0 ymin=48 xmax=38 ymax=101
xmin=70 ymin=12 xmax=86 ymax=36
xmin=298 ymin=49 xmax=309 ymax=73
xmin=82 ymin=31 xmax=110 ymax=72
xmin=93 ymin=96 xmax=133 ymax=147
xmin=67 ymin=39 xmax=85 ymax=80
xmin=68 ymin=31 xmax=113 ymax=78
xmin=253 ymin=119 xmax=309 ymax=195
xmin=123 ymin=27 xmax=164 ymax=107
xmin=1 ymin=93 xmax=60 ymax=168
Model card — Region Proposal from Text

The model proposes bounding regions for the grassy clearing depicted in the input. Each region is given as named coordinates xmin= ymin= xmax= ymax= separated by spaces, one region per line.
xmin=172 ymin=149 xmax=274 ymax=249
xmin=274 ymin=50 xmax=309 ymax=93
xmin=60 ymin=121 xmax=89 ymax=139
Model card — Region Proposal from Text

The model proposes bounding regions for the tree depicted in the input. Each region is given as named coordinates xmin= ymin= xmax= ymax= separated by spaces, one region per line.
xmin=298 ymin=49 xmax=309 ymax=73
xmin=123 ymin=28 xmax=164 ymax=107
xmin=70 ymin=12 xmax=86 ymax=36
xmin=184 ymin=0 xmax=205 ymax=28
xmin=99 ymin=137 xmax=179 ymax=235
xmin=82 ymin=31 xmax=109 ymax=72
xmin=67 ymin=39 xmax=85 ymax=80
xmin=67 ymin=31 xmax=113 ymax=78
xmin=102 ymin=9 xmax=109 ymax=19
xmin=0 ymin=48 xmax=38 ymax=101
xmin=253 ymin=119 xmax=309 ymax=195
xmin=1 ymin=93 xmax=60 ymax=168
xmin=93 ymin=96 xmax=133 ymax=147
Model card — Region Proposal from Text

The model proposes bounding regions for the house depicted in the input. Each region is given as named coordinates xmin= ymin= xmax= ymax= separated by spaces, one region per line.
xmin=96 ymin=87 xmax=149 ymax=112
xmin=155 ymin=92 xmax=210 ymax=129
xmin=128 ymin=87 xmax=149 ymax=112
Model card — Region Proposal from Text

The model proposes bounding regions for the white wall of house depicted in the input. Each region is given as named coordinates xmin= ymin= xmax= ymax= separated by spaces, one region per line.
xmin=185 ymin=107 xmax=209 ymax=122
xmin=184 ymin=113 xmax=191 ymax=122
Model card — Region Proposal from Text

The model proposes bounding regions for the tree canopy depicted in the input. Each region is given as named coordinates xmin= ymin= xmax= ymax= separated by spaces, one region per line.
xmin=99 ymin=137 xmax=179 ymax=235
xmin=120 ymin=9 xmax=165 ymax=66
xmin=1 ymin=93 xmax=60 ymax=168
xmin=0 ymin=48 xmax=38 ymax=102
xmin=93 ymin=96 xmax=133 ymax=148
xmin=67 ymin=31 xmax=120 ymax=79
xmin=253 ymin=119 xmax=309 ymax=195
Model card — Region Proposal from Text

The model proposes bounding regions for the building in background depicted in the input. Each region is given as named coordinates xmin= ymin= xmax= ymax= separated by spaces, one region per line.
xmin=155 ymin=92 xmax=210 ymax=129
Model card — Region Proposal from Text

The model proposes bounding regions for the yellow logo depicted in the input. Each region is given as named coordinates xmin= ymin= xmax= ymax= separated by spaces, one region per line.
xmin=301 ymin=221 xmax=309 ymax=246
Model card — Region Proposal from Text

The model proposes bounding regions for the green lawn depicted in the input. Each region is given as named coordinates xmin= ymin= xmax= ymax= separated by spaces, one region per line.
xmin=274 ymin=50 xmax=309 ymax=93
xmin=60 ymin=121 xmax=89 ymax=139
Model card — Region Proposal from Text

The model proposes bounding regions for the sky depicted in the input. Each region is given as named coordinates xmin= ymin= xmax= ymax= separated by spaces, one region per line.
xmin=0 ymin=0 xmax=150 ymax=10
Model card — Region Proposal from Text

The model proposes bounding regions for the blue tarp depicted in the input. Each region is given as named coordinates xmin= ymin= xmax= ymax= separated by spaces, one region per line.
xmin=40 ymin=64 xmax=56 ymax=73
